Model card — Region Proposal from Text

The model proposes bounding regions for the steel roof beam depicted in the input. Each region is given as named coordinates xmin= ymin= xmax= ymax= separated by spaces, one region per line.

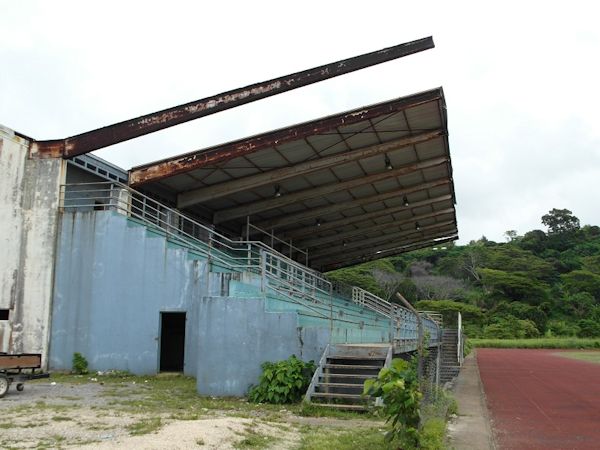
xmin=212 ymin=156 xmax=448 ymax=223
xmin=283 ymin=194 xmax=453 ymax=240
xmin=177 ymin=129 xmax=444 ymax=208
xmin=296 ymin=207 xmax=455 ymax=248
xmin=318 ymin=236 xmax=458 ymax=271
xmin=129 ymin=88 xmax=443 ymax=185
xmin=312 ymin=230 xmax=457 ymax=266
xmin=33 ymin=37 xmax=434 ymax=159
xmin=308 ymin=221 xmax=456 ymax=259
xmin=253 ymin=179 xmax=451 ymax=231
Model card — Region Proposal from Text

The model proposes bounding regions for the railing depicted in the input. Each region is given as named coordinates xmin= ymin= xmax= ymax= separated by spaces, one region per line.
xmin=59 ymin=181 xmax=440 ymax=343
xmin=351 ymin=287 xmax=440 ymax=344
xmin=60 ymin=182 xmax=332 ymax=314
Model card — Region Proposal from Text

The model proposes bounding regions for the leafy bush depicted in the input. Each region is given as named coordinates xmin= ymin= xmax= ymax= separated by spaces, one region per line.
xmin=72 ymin=352 xmax=89 ymax=375
xmin=483 ymin=316 xmax=539 ymax=339
xmin=248 ymin=355 xmax=315 ymax=404
xmin=364 ymin=358 xmax=422 ymax=448
xmin=577 ymin=319 xmax=600 ymax=337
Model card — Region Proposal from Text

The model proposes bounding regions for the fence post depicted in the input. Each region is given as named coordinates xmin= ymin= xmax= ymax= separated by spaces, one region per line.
xmin=396 ymin=293 xmax=424 ymax=382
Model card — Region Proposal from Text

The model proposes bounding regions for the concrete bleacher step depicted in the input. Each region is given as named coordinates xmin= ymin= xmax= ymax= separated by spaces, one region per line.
xmin=308 ymin=346 xmax=388 ymax=411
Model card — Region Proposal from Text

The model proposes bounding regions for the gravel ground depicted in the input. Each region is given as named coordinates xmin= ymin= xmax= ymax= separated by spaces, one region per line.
xmin=0 ymin=377 xmax=379 ymax=449
xmin=0 ymin=379 xmax=300 ymax=449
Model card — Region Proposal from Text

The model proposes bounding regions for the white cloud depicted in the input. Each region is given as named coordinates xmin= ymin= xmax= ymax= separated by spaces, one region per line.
xmin=1 ymin=0 xmax=599 ymax=243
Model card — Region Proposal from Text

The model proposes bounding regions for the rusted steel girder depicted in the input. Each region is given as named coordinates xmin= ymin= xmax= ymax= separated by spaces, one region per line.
xmin=131 ymin=87 xmax=443 ymax=186
xmin=254 ymin=179 xmax=451 ymax=231
xmin=177 ymin=129 xmax=444 ymax=208
xmin=308 ymin=221 xmax=456 ymax=259
xmin=295 ymin=207 xmax=456 ymax=248
xmin=316 ymin=235 xmax=458 ymax=271
xmin=283 ymin=194 xmax=453 ymax=241
xmin=33 ymin=37 xmax=434 ymax=160
xmin=212 ymin=156 xmax=449 ymax=223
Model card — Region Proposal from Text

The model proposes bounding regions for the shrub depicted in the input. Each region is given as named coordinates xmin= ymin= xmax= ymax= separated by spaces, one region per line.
xmin=248 ymin=355 xmax=315 ymax=404
xmin=364 ymin=358 xmax=422 ymax=448
xmin=578 ymin=319 xmax=600 ymax=337
xmin=72 ymin=352 xmax=89 ymax=375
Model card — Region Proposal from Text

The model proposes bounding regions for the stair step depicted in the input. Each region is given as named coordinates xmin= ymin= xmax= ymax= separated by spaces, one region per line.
xmin=328 ymin=355 xmax=385 ymax=360
xmin=324 ymin=364 xmax=381 ymax=370
xmin=312 ymin=392 xmax=365 ymax=399
xmin=321 ymin=373 xmax=375 ymax=379
xmin=311 ymin=403 xmax=368 ymax=411
xmin=317 ymin=382 xmax=365 ymax=388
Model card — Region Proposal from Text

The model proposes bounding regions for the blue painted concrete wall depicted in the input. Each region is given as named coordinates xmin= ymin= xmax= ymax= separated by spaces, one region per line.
xmin=50 ymin=211 xmax=207 ymax=375
xmin=195 ymin=296 xmax=329 ymax=396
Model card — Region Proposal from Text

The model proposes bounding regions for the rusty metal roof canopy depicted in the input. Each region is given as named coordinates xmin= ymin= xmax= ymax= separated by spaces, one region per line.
xmin=132 ymin=87 xmax=458 ymax=271
xmin=32 ymin=37 xmax=434 ymax=159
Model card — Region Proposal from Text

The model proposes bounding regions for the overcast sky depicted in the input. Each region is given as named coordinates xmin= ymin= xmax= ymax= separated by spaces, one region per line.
xmin=1 ymin=1 xmax=599 ymax=244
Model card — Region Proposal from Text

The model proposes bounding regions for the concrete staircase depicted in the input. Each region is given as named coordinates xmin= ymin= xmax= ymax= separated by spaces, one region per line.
xmin=305 ymin=344 xmax=389 ymax=411
xmin=440 ymin=328 xmax=460 ymax=382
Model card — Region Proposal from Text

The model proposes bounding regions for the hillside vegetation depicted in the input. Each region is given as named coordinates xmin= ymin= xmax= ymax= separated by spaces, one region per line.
xmin=326 ymin=209 xmax=600 ymax=338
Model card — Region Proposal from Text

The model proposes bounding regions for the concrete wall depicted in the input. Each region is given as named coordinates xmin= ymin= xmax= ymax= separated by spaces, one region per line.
xmin=195 ymin=296 xmax=329 ymax=396
xmin=0 ymin=125 xmax=64 ymax=360
xmin=49 ymin=211 xmax=208 ymax=375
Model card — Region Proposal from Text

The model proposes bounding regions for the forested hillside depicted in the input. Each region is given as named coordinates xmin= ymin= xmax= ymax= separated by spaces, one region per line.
xmin=326 ymin=209 xmax=600 ymax=338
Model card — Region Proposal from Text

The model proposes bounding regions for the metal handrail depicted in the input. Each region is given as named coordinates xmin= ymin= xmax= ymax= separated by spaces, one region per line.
xmin=59 ymin=181 xmax=439 ymax=342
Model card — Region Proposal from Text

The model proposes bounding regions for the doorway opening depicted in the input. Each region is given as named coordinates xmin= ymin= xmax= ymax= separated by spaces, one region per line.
xmin=159 ymin=312 xmax=186 ymax=372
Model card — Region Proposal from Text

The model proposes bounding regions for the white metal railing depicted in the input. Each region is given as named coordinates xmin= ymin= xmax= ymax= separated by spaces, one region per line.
xmin=351 ymin=286 xmax=440 ymax=344
xmin=59 ymin=181 xmax=439 ymax=342
xmin=60 ymin=182 xmax=331 ymax=310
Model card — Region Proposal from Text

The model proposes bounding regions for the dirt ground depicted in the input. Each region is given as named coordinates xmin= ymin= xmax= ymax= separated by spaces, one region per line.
xmin=0 ymin=377 xmax=381 ymax=449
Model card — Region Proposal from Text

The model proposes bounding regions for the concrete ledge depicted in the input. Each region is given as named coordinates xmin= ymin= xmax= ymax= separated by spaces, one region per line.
xmin=447 ymin=351 xmax=496 ymax=449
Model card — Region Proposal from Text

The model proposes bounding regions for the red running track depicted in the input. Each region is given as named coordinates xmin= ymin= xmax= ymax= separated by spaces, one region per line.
xmin=477 ymin=349 xmax=600 ymax=449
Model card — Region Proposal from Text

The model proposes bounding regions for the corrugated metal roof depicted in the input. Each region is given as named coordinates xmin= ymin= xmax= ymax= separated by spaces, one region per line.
xmin=134 ymin=87 xmax=458 ymax=270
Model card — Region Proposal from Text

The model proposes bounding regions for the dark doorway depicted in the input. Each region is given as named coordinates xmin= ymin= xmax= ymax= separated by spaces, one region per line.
xmin=159 ymin=312 xmax=186 ymax=372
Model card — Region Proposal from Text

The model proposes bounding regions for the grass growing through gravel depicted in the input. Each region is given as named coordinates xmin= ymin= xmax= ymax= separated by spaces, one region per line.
xmin=126 ymin=417 xmax=162 ymax=435
xmin=298 ymin=426 xmax=395 ymax=450
xmin=233 ymin=423 xmax=279 ymax=449
xmin=470 ymin=337 xmax=600 ymax=349
xmin=555 ymin=351 xmax=600 ymax=364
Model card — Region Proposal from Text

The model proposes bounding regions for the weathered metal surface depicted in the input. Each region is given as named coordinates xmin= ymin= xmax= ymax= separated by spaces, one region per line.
xmin=308 ymin=221 xmax=456 ymax=259
xmin=254 ymin=179 xmax=451 ymax=231
xmin=296 ymin=207 xmax=455 ymax=248
xmin=283 ymin=194 xmax=453 ymax=240
xmin=318 ymin=235 xmax=458 ymax=271
xmin=34 ymin=37 xmax=434 ymax=161
xmin=0 ymin=353 xmax=42 ymax=370
xmin=177 ymin=129 xmax=444 ymax=208
xmin=213 ymin=156 xmax=448 ymax=223
xmin=130 ymin=88 xmax=443 ymax=186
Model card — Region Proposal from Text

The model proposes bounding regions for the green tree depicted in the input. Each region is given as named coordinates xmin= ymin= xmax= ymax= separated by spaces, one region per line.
xmin=561 ymin=270 xmax=600 ymax=299
xmin=479 ymin=268 xmax=549 ymax=305
xmin=541 ymin=208 xmax=581 ymax=234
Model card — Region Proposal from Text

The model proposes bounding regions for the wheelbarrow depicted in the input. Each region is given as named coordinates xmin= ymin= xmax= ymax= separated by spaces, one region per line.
xmin=0 ymin=353 xmax=50 ymax=398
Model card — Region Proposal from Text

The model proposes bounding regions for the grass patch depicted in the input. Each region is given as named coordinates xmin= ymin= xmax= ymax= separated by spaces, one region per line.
xmin=126 ymin=417 xmax=162 ymax=435
xmin=298 ymin=403 xmax=379 ymax=420
xmin=420 ymin=418 xmax=446 ymax=449
xmin=299 ymin=425 xmax=394 ymax=450
xmin=470 ymin=337 xmax=600 ymax=349
xmin=51 ymin=415 xmax=73 ymax=422
xmin=233 ymin=424 xmax=279 ymax=449
xmin=554 ymin=350 xmax=600 ymax=364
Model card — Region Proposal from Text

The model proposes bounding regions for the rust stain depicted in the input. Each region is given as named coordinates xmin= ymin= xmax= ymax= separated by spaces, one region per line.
xmin=35 ymin=37 xmax=434 ymax=159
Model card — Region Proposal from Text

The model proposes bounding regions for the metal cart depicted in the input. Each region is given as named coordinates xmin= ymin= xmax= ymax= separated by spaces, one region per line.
xmin=0 ymin=353 xmax=50 ymax=398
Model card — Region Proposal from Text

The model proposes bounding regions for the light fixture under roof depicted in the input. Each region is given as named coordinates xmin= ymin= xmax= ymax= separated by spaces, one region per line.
xmin=415 ymin=222 xmax=421 ymax=231
xmin=385 ymin=155 xmax=393 ymax=170
xmin=315 ymin=218 xmax=321 ymax=227
xmin=274 ymin=185 xmax=282 ymax=198
xmin=403 ymin=195 xmax=409 ymax=207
